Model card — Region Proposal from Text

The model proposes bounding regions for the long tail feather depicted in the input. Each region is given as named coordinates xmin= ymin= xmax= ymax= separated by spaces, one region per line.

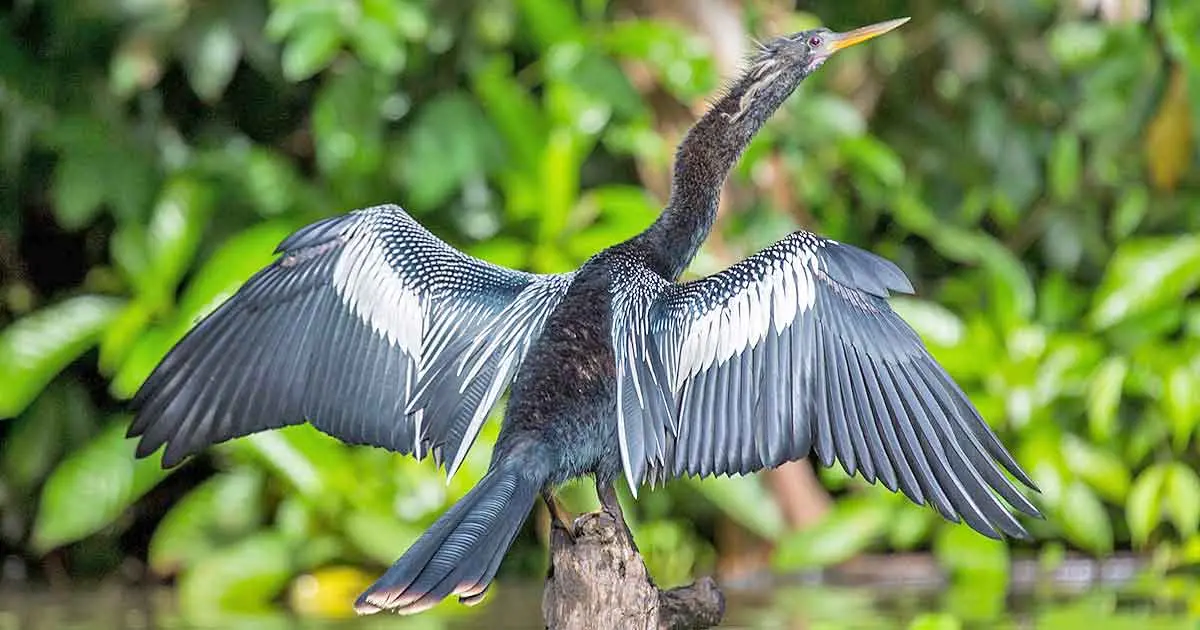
xmin=354 ymin=466 xmax=538 ymax=615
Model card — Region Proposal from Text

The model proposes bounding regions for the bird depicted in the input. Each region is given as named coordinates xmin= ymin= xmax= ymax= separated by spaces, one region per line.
xmin=128 ymin=16 xmax=1041 ymax=616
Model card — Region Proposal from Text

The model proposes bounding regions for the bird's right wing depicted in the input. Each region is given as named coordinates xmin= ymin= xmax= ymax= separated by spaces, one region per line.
xmin=130 ymin=204 xmax=574 ymax=478
xmin=612 ymin=231 xmax=1040 ymax=539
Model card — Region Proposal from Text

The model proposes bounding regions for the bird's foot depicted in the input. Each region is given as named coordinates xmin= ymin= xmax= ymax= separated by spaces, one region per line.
xmin=596 ymin=482 xmax=638 ymax=552
xmin=543 ymin=490 xmax=576 ymax=544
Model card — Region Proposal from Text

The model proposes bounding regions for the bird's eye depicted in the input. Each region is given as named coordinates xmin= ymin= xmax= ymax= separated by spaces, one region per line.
xmin=808 ymin=36 xmax=823 ymax=48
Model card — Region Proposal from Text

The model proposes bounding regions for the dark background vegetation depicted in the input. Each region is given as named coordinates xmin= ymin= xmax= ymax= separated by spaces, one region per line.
xmin=1 ymin=0 xmax=1197 ymax=626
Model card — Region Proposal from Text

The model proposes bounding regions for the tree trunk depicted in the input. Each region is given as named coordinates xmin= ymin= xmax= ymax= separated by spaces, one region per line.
xmin=542 ymin=512 xmax=725 ymax=630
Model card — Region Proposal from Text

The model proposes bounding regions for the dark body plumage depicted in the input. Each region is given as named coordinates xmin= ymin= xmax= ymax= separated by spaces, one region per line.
xmin=128 ymin=19 xmax=1040 ymax=615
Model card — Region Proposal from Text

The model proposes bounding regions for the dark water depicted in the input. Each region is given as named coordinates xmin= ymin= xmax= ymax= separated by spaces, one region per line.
xmin=0 ymin=575 xmax=1194 ymax=629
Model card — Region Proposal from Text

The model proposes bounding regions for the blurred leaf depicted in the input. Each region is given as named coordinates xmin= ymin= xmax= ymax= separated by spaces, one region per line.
xmin=1091 ymin=235 xmax=1200 ymax=329
xmin=773 ymin=496 xmax=889 ymax=569
xmin=908 ymin=613 xmax=962 ymax=630
xmin=1087 ymin=357 xmax=1127 ymax=443
xmin=281 ymin=21 xmax=342 ymax=82
xmin=1059 ymin=481 xmax=1113 ymax=554
xmin=149 ymin=469 xmax=265 ymax=576
xmin=143 ymin=175 xmax=216 ymax=303
xmin=685 ymin=475 xmax=784 ymax=541
xmin=312 ymin=62 xmax=388 ymax=182
xmin=33 ymin=420 xmax=173 ymax=550
xmin=1144 ymin=66 xmax=1193 ymax=191
xmin=1062 ymin=435 xmax=1130 ymax=503
xmin=472 ymin=56 xmax=548 ymax=173
xmin=0 ymin=382 xmax=93 ymax=491
xmin=233 ymin=425 xmax=355 ymax=507
xmin=48 ymin=117 xmax=159 ymax=226
xmin=1127 ymin=464 xmax=1168 ymax=546
xmin=1109 ymin=187 xmax=1148 ymax=240
xmin=98 ymin=299 xmax=155 ymax=375
xmin=182 ymin=17 xmax=242 ymax=101
xmin=0 ymin=295 xmax=124 ymax=418
xmin=887 ymin=504 xmax=934 ymax=551
xmin=1164 ymin=463 xmax=1200 ymax=538
xmin=178 ymin=532 xmax=294 ymax=621
xmin=934 ymin=522 xmax=1009 ymax=580
xmin=398 ymin=92 xmax=502 ymax=210
xmin=516 ymin=0 xmax=583 ymax=47
xmin=289 ymin=566 xmax=374 ymax=619
xmin=1162 ymin=365 xmax=1200 ymax=451
xmin=1049 ymin=132 xmax=1081 ymax=202
xmin=601 ymin=20 xmax=715 ymax=100
xmin=341 ymin=509 xmax=421 ymax=566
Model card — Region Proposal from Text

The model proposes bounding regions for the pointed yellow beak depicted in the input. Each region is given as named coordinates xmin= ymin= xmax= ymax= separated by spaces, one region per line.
xmin=829 ymin=17 xmax=910 ymax=52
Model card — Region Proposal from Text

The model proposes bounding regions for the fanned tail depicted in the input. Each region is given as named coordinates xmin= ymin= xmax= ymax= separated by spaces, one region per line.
xmin=354 ymin=465 xmax=539 ymax=615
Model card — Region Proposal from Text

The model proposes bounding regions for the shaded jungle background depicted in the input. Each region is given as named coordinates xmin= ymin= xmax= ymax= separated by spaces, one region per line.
xmin=1 ymin=0 xmax=1198 ymax=627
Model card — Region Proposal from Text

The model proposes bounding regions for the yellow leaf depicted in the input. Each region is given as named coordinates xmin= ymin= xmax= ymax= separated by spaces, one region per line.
xmin=288 ymin=566 xmax=374 ymax=619
xmin=1145 ymin=65 xmax=1194 ymax=191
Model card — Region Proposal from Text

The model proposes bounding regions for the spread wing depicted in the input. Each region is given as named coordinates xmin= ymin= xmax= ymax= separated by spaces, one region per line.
xmin=612 ymin=231 xmax=1040 ymax=538
xmin=130 ymin=204 xmax=574 ymax=478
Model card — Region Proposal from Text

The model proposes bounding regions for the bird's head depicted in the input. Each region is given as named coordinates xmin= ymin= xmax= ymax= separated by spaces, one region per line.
xmin=728 ymin=17 xmax=910 ymax=124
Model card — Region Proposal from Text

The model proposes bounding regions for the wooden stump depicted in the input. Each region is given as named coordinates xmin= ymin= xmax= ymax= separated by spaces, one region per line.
xmin=542 ymin=512 xmax=725 ymax=630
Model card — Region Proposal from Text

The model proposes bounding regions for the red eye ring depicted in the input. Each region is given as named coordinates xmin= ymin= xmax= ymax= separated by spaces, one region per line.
xmin=808 ymin=36 xmax=823 ymax=47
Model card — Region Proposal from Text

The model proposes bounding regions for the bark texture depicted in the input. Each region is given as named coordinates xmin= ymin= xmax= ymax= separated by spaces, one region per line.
xmin=542 ymin=512 xmax=724 ymax=630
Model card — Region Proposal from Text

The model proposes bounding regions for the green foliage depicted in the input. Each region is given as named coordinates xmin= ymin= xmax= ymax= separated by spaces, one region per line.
xmin=1 ymin=0 xmax=1199 ymax=623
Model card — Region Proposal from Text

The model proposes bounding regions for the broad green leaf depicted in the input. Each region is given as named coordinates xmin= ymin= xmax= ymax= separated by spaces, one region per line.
xmin=889 ymin=297 xmax=965 ymax=348
xmin=143 ymin=175 xmax=215 ymax=305
xmin=1164 ymin=463 xmax=1200 ymax=537
xmin=281 ymin=21 xmax=342 ymax=82
xmin=600 ymin=20 xmax=716 ymax=100
xmin=232 ymin=425 xmax=356 ymax=509
xmin=908 ymin=613 xmax=962 ymax=630
xmin=181 ymin=18 xmax=241 ymax=101
xmin=516 ymin=0 xmax=583 ymax=48
xmin=934 ymin=521 xmax=1009 ymax=579
xmin=1127 ymin=464 xmax=1168 ymax=546
xmin=684 ymin=475 xmax=784 ymax=541
xmin=312 ymin=61 xmax=387 ymax=181
xmin=1058 ymin=481 xmax=1113 ymax=554
xmin=773 ymin=496 xmax=889 ymax=569
xmin=51 ymin=153 xmax=108 ymax=229
xmin=33 ymin=419 xmax=173 ymax=550
xmin=841 ymin=135 xmax=906 ymax=190
xmin=0 ymin=382 xmax=93 ymax=491
xmin=98 ymin=299 xmax=155 ymax=375
xmin=349 ymin=18 xmax=405 ymax=74
xmin=0 ymin=295 xmax=124 ymax=418
xmin=929 ymin=227 xmax=1035 ymax=325
xmin=472 ymin=56 xmax=548 ymax=173
xmin=1091 ymin=235 xmax=1200 ymax=329
xmin=149 ymin=469 xmax=265 ymax=576
xmin=397 ymin=92 xmax=502 ymax=211
xmin=341 ymin=509 xmax=421 ymax=566
xmin=1162 ymin=365 xmax=1200 ymax=451
xmin=887 ymin=503 xmax=934 ymax=551
xmin=1061 ymin=434 xmax=1130 ymax=503
xmin=1049 ymin=132 xmax=1081 ymax=201
xmin=1109 ymin=186 xmax=1148 ymax=239
xmin=178 ymin=532 xmax=294 ymax=621
xmin=538 ymin=128 xmax=583 ymax=241
xmin=1087 ymin=357 xmax=1127 ymax=443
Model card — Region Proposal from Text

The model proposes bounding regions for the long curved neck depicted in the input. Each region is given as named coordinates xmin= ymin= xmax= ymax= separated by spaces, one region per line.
xmin=638 ymin=58 xmax=812 ymax=279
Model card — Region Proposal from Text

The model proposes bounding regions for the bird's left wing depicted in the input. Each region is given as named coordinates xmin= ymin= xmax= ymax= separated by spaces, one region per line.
xmin=612 ymin=231 xmax=1041 ymax=539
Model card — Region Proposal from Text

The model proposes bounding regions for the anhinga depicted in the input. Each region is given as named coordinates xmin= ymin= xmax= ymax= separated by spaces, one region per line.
xmin=129 ymin=17 xmax=1041 ymax=615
